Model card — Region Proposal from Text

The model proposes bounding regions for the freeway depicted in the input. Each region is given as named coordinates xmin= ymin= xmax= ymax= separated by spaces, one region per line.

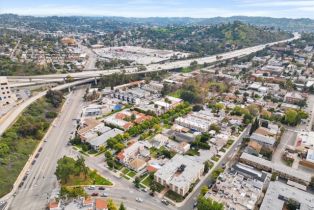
xmin=7 ymin=33 xmax=300 ymax=82
xmin=7 ymin=88 xmax=86 ymax=210
xmin=0 ymin=78 xmax=94 ymax=137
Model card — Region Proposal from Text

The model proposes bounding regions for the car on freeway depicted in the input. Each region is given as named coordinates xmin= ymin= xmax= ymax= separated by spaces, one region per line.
xmin=91 ymin=192 xmax=99 ymax=196
xmin=136 ymin=197 xmax=143 ymax=203
xmin=88 ymin=185 xmax=96 ymax=190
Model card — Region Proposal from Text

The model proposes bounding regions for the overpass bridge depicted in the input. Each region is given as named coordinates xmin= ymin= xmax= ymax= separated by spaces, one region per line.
xmin=0 ymin=78 xmax=95 ymax=137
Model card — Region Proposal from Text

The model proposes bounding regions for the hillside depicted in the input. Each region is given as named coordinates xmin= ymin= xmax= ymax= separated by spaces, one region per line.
xmin=1 ymin=14 xmax=314 ymax=32
xmin=96 ymin=22 xmax=292 ymax=56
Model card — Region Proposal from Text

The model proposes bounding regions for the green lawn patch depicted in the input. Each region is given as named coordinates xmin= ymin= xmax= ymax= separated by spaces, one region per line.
xmin=186 ymin=148 xmax=200 ymax=156
xmin=165 ymin=190 xmax=184 ymax=202
xmin=141 ymin=175 xmax=153 ymax=187
xmin=122 ymin=168 xmax=130 ymax=174
xmin=211 ymin=155 xmax=220 ymax=162
xmin=169 ymin=89 xmax=183 ymax=98
xmin=122 ymin=174 xmax=130 ymax=180
xmin=63 ymin=169 xmax=112 ymax=186
xmin=127 ymin=171 xmax=137 ymax=178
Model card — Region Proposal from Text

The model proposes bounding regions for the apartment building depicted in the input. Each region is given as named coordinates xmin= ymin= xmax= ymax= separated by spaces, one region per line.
xmin=0 ymin=76 xmax=16 ymax=106
xmin=154 ymin=154 xmax=204 ymax=196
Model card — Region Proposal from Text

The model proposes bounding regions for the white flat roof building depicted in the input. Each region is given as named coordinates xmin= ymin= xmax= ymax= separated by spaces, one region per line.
xmin=175 ymin=116 xmax=210 ymax=132
xmin=154 ymin=154 xmax=204 ymax=196
xmin=260 ymin=181 xmax=314 ymax=210
xmin=89 ymin=128 xmax=123 ymax=150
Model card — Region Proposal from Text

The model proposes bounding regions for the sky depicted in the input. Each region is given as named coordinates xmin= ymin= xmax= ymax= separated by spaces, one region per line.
xmin=1 ymin=0 xmax=314 ymax=19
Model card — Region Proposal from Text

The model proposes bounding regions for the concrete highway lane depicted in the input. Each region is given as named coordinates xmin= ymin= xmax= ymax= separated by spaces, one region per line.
xmin=9 ymin=88 xmax=86 ymax=210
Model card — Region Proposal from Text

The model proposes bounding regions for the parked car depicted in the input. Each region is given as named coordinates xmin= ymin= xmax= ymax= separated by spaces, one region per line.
xmin=38 ymin=147 xmax=43 ymax=152
xmin=18 ymin=182 xmax=24 ymax=188
xmin=35 ymin=153 xmax=39 ymax=158
xmin=98 ymin=186 xmax=105 ymax=190
xmin=31 ymin=160 xmax=36 ymax=165
xmin=141 ymin=188 xmax=148 ymax=192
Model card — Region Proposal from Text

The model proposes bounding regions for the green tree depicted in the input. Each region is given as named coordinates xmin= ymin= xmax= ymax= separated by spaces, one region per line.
xmin=45 ymin=89 xmax=64 ymax=108
xmin=0 ymin=143 xmax=10 ymax=157
xmin=283 ymin=109 xmax=299 ymax=126
xmin=134 ymin=177 xmax=141 ymax=188
xmin=108 ymin=199 xmax=118 ymax=210
xmin=197 ymin=196 xmax=224 ymax=210
xmin=119 ymin=203 xmax=126 ymax=210
xmin=55 ymin=156 xmax=77 ymax=183
xmin=200 ymin=186 xmax=209 ymax=196
xmin=209 ymin=123 xmax=221 ymax=133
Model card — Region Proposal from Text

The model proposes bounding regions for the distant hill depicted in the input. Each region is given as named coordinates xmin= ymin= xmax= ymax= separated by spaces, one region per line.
xmin=95 ymin=21 xmax=292 ymax=56
xmin=0 ymin=14 xmax=313 ymax=32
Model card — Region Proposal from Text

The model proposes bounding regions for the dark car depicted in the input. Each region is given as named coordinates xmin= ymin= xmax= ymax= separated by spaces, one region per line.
xmin=31 ymin=160 xmax=36 ymax=165
xmin=18 ymin=182 xmax=24 ymax=188
xmin=98 ymin=186 xmax=105 ymax=190
xmin=35 ymin=153 xmax=39 ymax=158
xmin=38 ymin=147 xmax=43 ymax=152
xmin=91 ymin=192 xmax=99 ymax=196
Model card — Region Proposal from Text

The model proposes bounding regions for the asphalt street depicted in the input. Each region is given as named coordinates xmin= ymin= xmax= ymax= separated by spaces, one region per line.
xmin=8 ymin=88 xmax=86 ymax=210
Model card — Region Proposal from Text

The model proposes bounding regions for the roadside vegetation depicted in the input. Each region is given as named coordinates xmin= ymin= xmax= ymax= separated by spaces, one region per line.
xmin=56 ymin=156 xmax=112 ymax=198
xmin=0 ymin=90 xmax=63 ymax=197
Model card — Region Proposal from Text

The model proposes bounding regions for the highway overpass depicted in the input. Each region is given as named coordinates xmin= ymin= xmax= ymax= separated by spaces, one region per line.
xmin=0 ymin=78 xmax=94 ymax=137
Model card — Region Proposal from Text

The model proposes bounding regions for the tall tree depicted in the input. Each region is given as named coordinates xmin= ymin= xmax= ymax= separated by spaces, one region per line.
xmin=119 ymin=203 xmax=126 ymax=210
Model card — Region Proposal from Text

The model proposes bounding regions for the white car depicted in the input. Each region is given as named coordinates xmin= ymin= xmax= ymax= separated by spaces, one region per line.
xmin=101 ymin=193 xmax=109 ymax=197
xmin=88 ymin=185 xmax=96 ymax=190
xmin=136 ymin=197 xmax=143 ymax=203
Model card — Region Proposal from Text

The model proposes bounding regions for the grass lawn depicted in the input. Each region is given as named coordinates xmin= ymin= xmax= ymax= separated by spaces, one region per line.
xmin=122 ymin=168 xmax=130 ymax=175
xmin=211 ymin=155 xmax=220 ymax=162
xmin=141 ymin=175 xmax=153 ymax=187
xmin=165 ymin=190 xmax=184 ymax=202
xmin=122 ymin=174 xmax=130 ymax=180
xmin=113 ymin=160 xmax=123 ymax=170
xmin=63 ymin=169 xmax=112 ymax=186
xmin=149 ymin=147 xmax=158 ymax=158
xmin=169 ymin=89 xmax=183 ymax=99
xmin=127 ymin=171 xmax=137 ymax=178
xmin=181 ymin=67 xmax=193 ymax=73
xmin=186 ymin=149 xmax=200 ymax=156
xmin=225 ymin=139 xmax=234 ymax=149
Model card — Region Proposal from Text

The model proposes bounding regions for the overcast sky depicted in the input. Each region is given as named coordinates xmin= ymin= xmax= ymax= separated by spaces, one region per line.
xmin=1 ymin=0 xmax=314 ymax=19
